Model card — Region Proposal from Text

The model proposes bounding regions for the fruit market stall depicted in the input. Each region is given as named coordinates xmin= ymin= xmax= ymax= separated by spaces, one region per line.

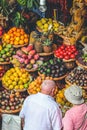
xmin=0 ymin=1 xmax=87 ymax=127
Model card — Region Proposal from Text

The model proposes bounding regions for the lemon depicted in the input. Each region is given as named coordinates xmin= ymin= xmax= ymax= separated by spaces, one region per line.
xmin=41 ymin=18 xmax=47 ymax=24
xmin=15 ymin=85 xmax=19 ymax=90
xmin=36 ymin=21 xmax=43 ymax=27
xmin=12 ymin=81 xmax=17 ymax=86
xmin=19 ymin=85 xmax=24 ymax=89
xmin=9 ymin=85 xmax=14 ymax=89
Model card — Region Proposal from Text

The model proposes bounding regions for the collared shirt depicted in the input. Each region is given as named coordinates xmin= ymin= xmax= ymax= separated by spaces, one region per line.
xmin=19 ymin=92 xmax=62 ymax=130
xmin=62 ymin=103 xmax=87 ymax=130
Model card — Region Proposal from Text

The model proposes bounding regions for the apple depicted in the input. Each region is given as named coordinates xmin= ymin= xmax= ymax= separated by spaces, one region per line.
xmin=28 ymin=54 xmax=32 ymax=60
xmin=27 ymin=45 xmax=33 ymax=51
xmin=29 ymin=50 xmax=36 ymax=56
xmin=34 ymin=54 xmax=39 ymax=60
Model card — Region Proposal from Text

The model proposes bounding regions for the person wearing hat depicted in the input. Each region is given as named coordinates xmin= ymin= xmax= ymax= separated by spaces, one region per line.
xmin=62 ymin=85 xmax=87 ymax=130
xmin=19 ymin=79 xmax=63 ymax=130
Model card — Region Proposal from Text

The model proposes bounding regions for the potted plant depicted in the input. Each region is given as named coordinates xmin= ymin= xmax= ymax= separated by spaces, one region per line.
xmin=42 ymin=38 xmax=53 ymax=53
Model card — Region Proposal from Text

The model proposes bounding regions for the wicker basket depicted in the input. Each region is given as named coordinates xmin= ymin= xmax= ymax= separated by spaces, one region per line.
xmin=63 ymin=59 xmax=76 ymax=69
xmin=76 ymin=60 xmax=87 ymax=70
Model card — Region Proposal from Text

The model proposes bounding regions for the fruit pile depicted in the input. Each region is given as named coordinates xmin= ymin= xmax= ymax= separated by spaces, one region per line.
xmin=0 ymin=89 xmax=28 ymax=112
xmin=2 ymin=27 xmax=29 ymax=46
xmin=0 ymin=44 xmax=15 ymax=62
xmin=56 ymin=86 xmax=72 ymax=107
xmin=36 ymin=18 xmax=60 ymax=32
xmin=12 ymin=44 xmax=43 ymax=70
xmin=54 ymin=45 xmax=78 ymax=60
xmin=66 ymin=67 xmax=87 ymax=88
xmin=76 ymin=48 xmax=87 ymax=67
xmin=2 ymin=67 xmax=32 ymax=90
xmin=28 ymin=74 xmax=53 ymax=94
xmin=38 ymin=57 xmax=67 ymax=78
xmin=0 ymin=25 xmax=4 ymax=37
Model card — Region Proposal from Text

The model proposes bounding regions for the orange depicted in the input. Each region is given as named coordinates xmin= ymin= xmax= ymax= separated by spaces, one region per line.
xmin=15 ymin=37 xmax=20 ymax=41
xmin=20 ymin=30 xmax=24 ymax=35
xmin=19 ymin=40 xmax=24 ymax=45
xmin=12 ymin=27 xmax=17 ymax=32
xmin=16 ymin=28 xmax=21 ymax=33
xmin=6 ymin=39 xmax=10 ymax=43
xmin=14 ymin=40 xmax=19 ymax=45
xmin=20 ymin=35 xmax=24 ymax=40
xmin=16 ymin=32 xmax=21 ymax=37
xmin=10 ymin=33 xmax=14 ymax=38
xmin=24 ymin=34 xmax=28 ymax=38
xmin=10 ymin=40 xmax=14 ymax=44
xmin=5 ymin=34 xmax=10 ymax=40
xmin=24 ymin=38 xmax=28 ymax=43
xmin=10 ymin=37 xmax=14 ymax=41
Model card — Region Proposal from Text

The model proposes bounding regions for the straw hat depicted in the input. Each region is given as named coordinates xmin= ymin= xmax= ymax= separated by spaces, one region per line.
xmin=64 ymin=85 xmax=84 ymax=105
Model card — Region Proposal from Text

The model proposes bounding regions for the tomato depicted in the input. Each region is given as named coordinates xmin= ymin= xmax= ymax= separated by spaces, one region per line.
xmin=64 ymin=55 xmax=69 ymax=60
xmin=70 ymin=54 xmax=75 ymax=59
xmin=59 ymin=55 xmax=64 ymax=59
xmin=60 ymin=45 xmax=65 ymax=50
xmin=74 ymin=51 xmax=78 ymax=55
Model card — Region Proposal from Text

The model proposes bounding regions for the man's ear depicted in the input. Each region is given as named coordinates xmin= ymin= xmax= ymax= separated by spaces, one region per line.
xmin=51 ymin=88 xmax=55 ymax=95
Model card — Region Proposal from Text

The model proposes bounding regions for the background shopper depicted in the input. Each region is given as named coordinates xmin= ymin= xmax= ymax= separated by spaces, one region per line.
xmin=62 ymin=85 xmax=87 ymax=130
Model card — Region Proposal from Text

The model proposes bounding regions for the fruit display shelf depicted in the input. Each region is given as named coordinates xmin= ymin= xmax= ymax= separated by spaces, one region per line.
xmin=13 ymin=43 xmax=29 ymax=48
xmin=76 ymin=60 xmax=87 ymax=70
xmin=0 ymin=107 xmax=22 ymax=114
xmin=0 ymin=61 xmax=11 ymax=65
xmin=38 ymin=51 xmax=54 ymax=56
xmin=65 ymin=77 xmax=87 ymax=90
xmin=38 ymin=72 xmax=67 ymax=81
xmin=25 ymin=68 xmax=38 ymax=72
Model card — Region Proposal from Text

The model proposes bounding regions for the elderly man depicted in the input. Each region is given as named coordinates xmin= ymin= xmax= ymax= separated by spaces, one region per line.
xmin=19 ymin=79 xmax=62 ymax=130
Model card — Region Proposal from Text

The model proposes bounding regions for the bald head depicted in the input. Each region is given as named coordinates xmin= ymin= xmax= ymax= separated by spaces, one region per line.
xmin=41 ymin=80 xmax=56 ymax=96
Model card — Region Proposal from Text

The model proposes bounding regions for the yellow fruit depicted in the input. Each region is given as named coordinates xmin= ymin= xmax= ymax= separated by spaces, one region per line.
xmin=15 ymin=85 xmax=19 ymax=90
xmin=9 ymin=85 xmax=14 ymax=89
xmin=0 ymin=45 xmax=2 ymax=51
xmin=19 ymin=85 xmax=24 ymax=89
xmin=41 ymin=18 xmax=47 ymax=24
xmin=12 ymin=81 xmax=17 ymax=86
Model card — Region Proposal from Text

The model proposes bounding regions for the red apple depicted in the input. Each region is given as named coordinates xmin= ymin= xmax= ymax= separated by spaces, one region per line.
xmin=29 ymin=50 xmax=36 ymax=56
xmin=34 ymin=54 xmax=39 ymax=60
xmin=27 ymin=45 xmax=33 ymax=51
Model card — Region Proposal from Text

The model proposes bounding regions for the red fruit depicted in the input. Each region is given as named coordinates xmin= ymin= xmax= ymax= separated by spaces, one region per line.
xmin=70 ymin=54 xmax=75 ymax=59
xmin=34 ymin=54 xmax=39 ymax=60
xmin=28 ymin=54 xmax=32 ymax=60
xmin=27 ymin=45 xmax=33 ymax=51
xmin=24 ymin=59 xmax=29 ymax=64
xmin=64 ymin=55 xmax=69 ymax=60
xmin=59 ymin=55 xmax=63 ymax=59
xmin=22 ymin=54 xmax=28 ymax=59
xmin=0 ymin=30 xmax=2 ymax=36
xmin=0 ymin=26 xmax=3 ymax=31
xmin=29 ymin=50 xmax=36 ymax=56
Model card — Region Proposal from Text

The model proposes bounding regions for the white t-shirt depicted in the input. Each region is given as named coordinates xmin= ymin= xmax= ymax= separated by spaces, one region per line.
xmin=19 ymin=92 xmax=62 ymax=130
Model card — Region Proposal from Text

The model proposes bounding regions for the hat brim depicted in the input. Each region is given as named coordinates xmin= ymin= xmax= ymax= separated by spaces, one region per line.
xmin=64 ymin=90 xmax=84 ymax=105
